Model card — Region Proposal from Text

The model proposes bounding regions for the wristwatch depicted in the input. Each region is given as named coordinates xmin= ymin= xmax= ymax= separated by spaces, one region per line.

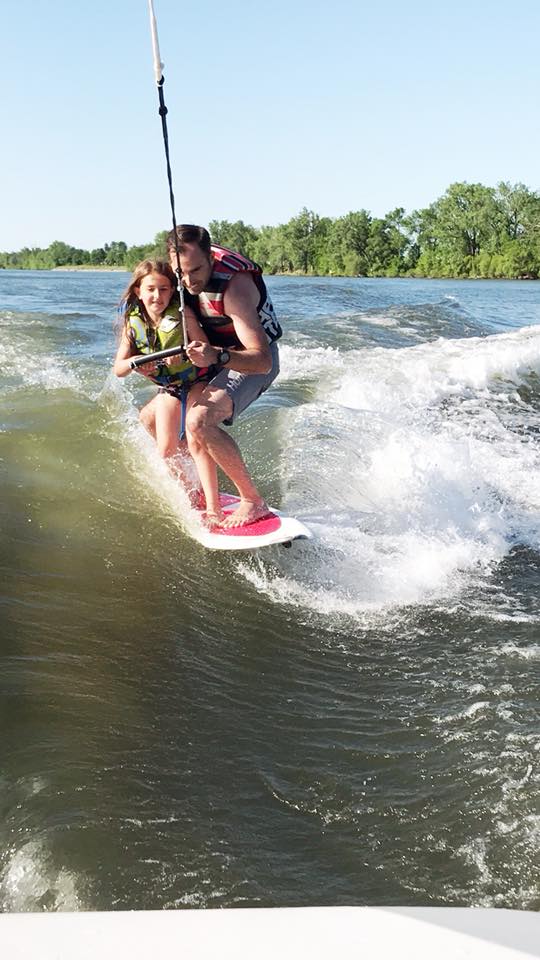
xmin=216 ymin=348 xmax=231 ymax=366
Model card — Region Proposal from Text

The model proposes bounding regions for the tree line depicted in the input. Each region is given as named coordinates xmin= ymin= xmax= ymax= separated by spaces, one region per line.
xmin=2 ymin=181 xmax=540 ymax=279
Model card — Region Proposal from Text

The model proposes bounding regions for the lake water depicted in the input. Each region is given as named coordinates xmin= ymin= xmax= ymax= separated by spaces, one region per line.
xmin=1 ymin=270 xmax=539 ymax=911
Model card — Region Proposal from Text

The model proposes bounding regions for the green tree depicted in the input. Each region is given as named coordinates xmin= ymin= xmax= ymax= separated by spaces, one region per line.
xmin=89 ymin=247 xmax=106 ymax=265
xmin=47 ymin=241 xmax=76 ymax=267
xmin=495 ymin=181 xmax=540 ymax=242
xmin=311 ymin=216 xmax=333 ymax=274
xmin=432 ymin=182 xmax=499 ymax=258
xmin=104 ymin=241 xmax=128 ymax=266
xmin=208 ymin=220 xmax=259 ymax=260
xmin=365 ymin=209 xmax=409 ymax=276
xmin=151 ymin=230 xmax=169 ymax=259
xmin=285 ymin=208 xmax=322 ymax=273
xmin=327 ymin=211 xmax=371 ymax=275
xmin=252 ymin=224 xmax=294 ymax=274
xmin=124 ymin=244 xmax=153 ymax=270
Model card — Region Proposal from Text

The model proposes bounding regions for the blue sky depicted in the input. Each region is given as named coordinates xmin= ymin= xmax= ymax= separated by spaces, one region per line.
xmin=2 ymin=0 xmax=539 ymax=251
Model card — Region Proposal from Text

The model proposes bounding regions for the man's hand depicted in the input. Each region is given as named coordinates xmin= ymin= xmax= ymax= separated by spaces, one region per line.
xmin=185 ymin=340 xmax=218 ymax=367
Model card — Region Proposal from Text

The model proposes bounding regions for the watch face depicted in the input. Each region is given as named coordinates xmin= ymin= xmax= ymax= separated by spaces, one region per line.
xmin=219 ymin=350 xmax=230 ymax=364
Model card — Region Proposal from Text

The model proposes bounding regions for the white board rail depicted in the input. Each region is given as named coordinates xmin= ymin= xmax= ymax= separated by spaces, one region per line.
xmin=0 ymin=907 xmax=539 ymax=960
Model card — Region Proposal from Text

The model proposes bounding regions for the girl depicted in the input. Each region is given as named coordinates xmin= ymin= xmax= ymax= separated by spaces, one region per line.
xmin=113 ymin=259 xmax=223 ymax=523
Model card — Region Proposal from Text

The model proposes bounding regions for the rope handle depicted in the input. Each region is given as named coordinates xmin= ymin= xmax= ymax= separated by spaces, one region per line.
xmin=147 ymin=0 xmax=189 ymax=351
xmin=130 ymin=346 xmax=186 ymax=369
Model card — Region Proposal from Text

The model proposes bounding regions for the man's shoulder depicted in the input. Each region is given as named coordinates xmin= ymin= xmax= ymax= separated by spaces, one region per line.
xmin=225 ymin=270 xmax=260 ymax=294
xmin=223 ymin=271 xmax=261 ymax=315
xmin=211 ymin=245 xmax=262 ymax=276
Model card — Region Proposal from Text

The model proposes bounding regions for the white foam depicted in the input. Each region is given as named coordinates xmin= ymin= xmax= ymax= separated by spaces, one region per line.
xmin=277 ymin=343 xmax=346 ymax=382
xmin=499 ymin=643 xmax=540 ymax=660
xmin=356 ymin=312 xmax=399 ymax=328
xmin=99 ymin=374 xmax=203 ymax=538
xmin=330 ymin=325 xmax=540 ymax=415
xmin=0 ymin=341 xmax=83 ymax=392
xmin=0 ymin=840 xmax=83 ymax=912
xmin=242 ymin=325 xmax=540 ymax=619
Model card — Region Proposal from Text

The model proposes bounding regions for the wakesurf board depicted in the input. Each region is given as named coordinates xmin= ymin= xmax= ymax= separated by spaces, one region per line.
xmin=192 ymin=493 xmax=312 ymax=551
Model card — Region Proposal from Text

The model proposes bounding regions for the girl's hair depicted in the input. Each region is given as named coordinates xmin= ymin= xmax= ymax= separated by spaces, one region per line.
xmin=117 ymin=259 xmax=177 ymax=340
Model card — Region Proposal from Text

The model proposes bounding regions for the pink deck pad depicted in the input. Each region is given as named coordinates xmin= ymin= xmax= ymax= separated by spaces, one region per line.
xmin=200 ymin=493 xmax=282 ymax=537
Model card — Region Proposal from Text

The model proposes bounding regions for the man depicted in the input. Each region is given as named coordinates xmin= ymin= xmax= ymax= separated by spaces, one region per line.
xmin=170 ymin=224 xmax=282 ymax=528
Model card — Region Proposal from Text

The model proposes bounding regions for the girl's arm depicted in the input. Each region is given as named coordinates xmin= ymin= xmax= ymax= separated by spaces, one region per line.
xmin=113 ymin=330 xmax=157 ymax=378
xmin=113 ymin=330 xmax=136 ymax=378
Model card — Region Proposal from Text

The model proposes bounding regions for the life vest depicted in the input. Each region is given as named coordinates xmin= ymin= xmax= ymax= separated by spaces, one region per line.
xmin=185 ymin=245 xmax=282 ymax=348
xmin=127 ymin=302 xmax=204 ymax=389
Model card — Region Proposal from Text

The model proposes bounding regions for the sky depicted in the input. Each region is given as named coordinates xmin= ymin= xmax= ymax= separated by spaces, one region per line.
xmin=1 ymin=0 xmax=540 ymax=251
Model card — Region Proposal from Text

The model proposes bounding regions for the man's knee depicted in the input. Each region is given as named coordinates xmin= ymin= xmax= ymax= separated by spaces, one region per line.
xmin=186 ymin=398 xmax=228 ymax=439
xmin=185 ymin=404 xmax=209 ymax=441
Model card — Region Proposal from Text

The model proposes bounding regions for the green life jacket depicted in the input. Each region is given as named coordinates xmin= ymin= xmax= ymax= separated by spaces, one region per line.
xmin=127 ymin=302 xmax=200 ymax=389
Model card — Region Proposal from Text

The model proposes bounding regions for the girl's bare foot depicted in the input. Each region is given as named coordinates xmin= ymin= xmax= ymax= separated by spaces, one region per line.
xmin=203 ymin=509 xmax=225 ymax=528
xmin=189 ymin=488 xmax=206 ymax=510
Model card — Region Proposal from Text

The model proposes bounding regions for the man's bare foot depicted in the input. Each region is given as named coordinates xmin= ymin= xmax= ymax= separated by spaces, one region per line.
xmin=219 ymin=499 xmax=270 ymax=529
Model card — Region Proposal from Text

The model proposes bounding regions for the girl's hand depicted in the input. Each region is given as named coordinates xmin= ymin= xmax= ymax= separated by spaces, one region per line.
xmin=162 ymin=351 xmax=185 ymax=367
xmin=136 ymin=359 xmax=159 ymax=377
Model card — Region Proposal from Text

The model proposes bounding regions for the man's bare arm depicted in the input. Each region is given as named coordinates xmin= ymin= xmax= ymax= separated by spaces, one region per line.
xmin=185 ymin=273 xmax=272 ymax=373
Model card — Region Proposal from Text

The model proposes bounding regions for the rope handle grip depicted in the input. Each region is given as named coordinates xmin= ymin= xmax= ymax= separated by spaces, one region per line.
xmin=131 ymin=346 xmax=186 ymax=369
xmin=148 ymin=0 xmax=164 ymax=83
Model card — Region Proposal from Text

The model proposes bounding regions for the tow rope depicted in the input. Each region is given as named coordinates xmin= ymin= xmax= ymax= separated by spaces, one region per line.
xmin=147 ymin=0 xmax=188 ymax=353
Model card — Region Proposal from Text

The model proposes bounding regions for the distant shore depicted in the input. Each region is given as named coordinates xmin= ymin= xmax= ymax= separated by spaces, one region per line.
xmin=50 ymin=265 xmax=128 ymax=272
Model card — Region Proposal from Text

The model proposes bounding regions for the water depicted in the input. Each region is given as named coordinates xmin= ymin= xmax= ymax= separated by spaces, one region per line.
xmin=1 ymin=270 xmax=539 ymax=912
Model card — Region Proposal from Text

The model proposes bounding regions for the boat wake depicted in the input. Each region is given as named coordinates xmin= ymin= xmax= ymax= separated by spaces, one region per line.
xmin=238 ymin=326 xmax=540 ymax=621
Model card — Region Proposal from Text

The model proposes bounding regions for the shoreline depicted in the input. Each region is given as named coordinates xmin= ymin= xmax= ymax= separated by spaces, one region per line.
xmin=0 ymin=266 xmax=537 ymax=281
